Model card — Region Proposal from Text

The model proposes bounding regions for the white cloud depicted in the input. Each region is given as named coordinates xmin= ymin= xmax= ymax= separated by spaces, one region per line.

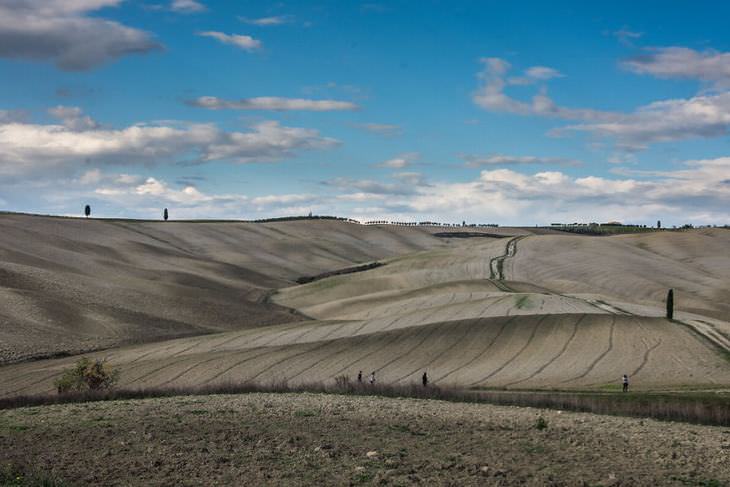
xmin=322 ymin=177 xmax=418 ymax=196
xmin=462 ymin=154 xmax=581 ymax=167
xmin=612 ymin=28 xmax=642 ymax=46
xmin=3 ymin=158 xmax=728 ymax=225
xmin=623 ymin=47 xmax=730 ymax=88
xmin=402 ymin=158 xmax=729 ymax=224
xmin=239 ymin=16 xmax=292 ymax=26
xmin=170 ymin=0 xmax=205 ymax=12
xmin=0 ymin=0 xmax=161 ymax=70
xmin=376 ymin=152 xmax=418 ymax=169
xmin=48 ymin=105 xmax=99 ymax=131
xmin=473 ymin=57 xmax=615 ymax=121
xmin=474 ymin=55 xmax=730 ymax=150
xmin=188 ymin=96 xmax=357 ymax=111
xmin=197 ymin=31 xmax=262 ymax=51
xmin=555 ymin=92 xmax=730 ymax=150
xmin=353 ymin=123 xmax=402 ymax=136
xmin=525 ymin=66 xmax=563 ymax=80
xmin=0 ymin=110 xmax=339 ymax=178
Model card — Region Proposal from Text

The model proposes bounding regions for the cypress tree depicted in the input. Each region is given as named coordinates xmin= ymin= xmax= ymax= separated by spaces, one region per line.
xmin=666 ymin=289 xmax=674 ymax=320
xmin=84 ymin=205 xmax=91 ymax=218
xmin=164 ymin=208 xmax=169 ymax=221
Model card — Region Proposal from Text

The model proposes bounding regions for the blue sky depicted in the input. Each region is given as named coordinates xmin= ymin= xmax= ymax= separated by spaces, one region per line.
xmin=0 ymin=1 xmax=729 ymax=225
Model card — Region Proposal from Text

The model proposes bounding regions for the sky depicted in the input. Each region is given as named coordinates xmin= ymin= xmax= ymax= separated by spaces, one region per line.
xmin=1 ymin=0 xmax=729 ymax=226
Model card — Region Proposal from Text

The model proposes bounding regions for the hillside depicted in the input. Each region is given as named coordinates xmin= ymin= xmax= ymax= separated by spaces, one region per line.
xmin=0 ymin=215 xmax=728 ymax=396
xmin=0 ymin=213 xmax=503 ymax=363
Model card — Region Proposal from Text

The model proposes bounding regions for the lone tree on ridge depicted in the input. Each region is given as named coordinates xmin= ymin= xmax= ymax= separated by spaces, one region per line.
xmin=84 ymin=205 xmax=91 ymax=218
xmin=163 ymin=208 xmax=169 ymax=221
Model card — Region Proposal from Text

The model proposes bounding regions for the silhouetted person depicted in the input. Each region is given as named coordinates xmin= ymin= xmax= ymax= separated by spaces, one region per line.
xmin=357 ymin=371 xmax=362 ymax=383
xmin=369 ymin=371 xmax=375 ymax=385
xmin=422 ymin=371 xmax=428 ymax=387
xmin=622 ymin=374 xmax=629 ymax=392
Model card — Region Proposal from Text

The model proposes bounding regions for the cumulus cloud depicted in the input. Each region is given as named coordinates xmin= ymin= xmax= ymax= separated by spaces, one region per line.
xmin=353 ymin=123 xmax=402 ymax=136
xmin=239 ymin=16 xmax=292 ymax=26
xmin=3 ymin=158 xmax=728 ymax=224
xmin=170 ymin=0 xmax=205 ymax=12
xmin=555 ymin=92 xmax=730 ymax=150
xmin=375 ymin=152 xmax=418 ymax=169
xmin=623 ymin=47 xmax=730 ymax=88
xmin=474 ymin=55 xmax=730 ymax=150
xmin=473 ymin=57 xmax=616 ymax=121
xmin=322 ymin=177 xmax=418 ymax=196
xmin=0 ymin=0 xmax=161 ymax=70
xmin=197 ymin=31 xmax=261 ymax=51
xmin=462 ymin=154 xmax=582 ymax=167
xmin=0 ymin=110 xmax=338 ymax=178
xmin=188 ymin=96 xmax=358 ymax=111
xmin=396 ymin=158 xmax=729 ymax=224
xmin=48 ymin=105 xmax=99 ymax=130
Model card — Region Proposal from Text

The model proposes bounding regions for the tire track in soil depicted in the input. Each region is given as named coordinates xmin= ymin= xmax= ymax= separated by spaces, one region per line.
xmin=125 ymin=326 xmax=322 ymax=386
xmin=561 ymin=315 xmax=616 ymax=384
xmin=245 ymin=340 xmax=336 ymax=382
xmin=284 ymin=334 xmax=372 ymax=382
xmin=154 ymin=354 xmax=227 ymax=388
xmin=502 ymin=314 xmax=585 ymax=387
xmin=467 ymin=314 xmax=549 ymax=387
xmin=390 ymin=320 xmax=475 ymax=383
xmin=373 ymin=322 xmax=444 ymax=375
xmin=631 ymin=339 xmax=662 ymax=376
xmin=327 ymin=327 xmax=413 ymax=379
xmin=432 ymin=316 xmax=517 ymax=383
xmin=200 ymin=348 xmax=287 ymax=385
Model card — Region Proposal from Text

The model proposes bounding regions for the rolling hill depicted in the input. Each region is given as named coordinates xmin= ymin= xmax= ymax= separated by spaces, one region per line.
xmin=0 ymin=217 xmax=728 ymax=397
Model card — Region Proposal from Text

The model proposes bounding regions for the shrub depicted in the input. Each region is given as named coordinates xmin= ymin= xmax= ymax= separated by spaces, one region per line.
xmin=53 ymin=358 xmax=119 ymax=394
xmin=534 ymin=416 xmax=548 ymax=430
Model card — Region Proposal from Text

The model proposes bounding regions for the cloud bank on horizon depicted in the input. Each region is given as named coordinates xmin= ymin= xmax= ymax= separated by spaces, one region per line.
xmin=0 ymin=1 xmax=728 ymax=225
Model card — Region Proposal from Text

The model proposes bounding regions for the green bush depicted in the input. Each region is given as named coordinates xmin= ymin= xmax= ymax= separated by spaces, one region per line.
xmin=53 ymin=358 xmax=119 ymax=394
xmin=534 ymin=416 xmax=548 ymax=430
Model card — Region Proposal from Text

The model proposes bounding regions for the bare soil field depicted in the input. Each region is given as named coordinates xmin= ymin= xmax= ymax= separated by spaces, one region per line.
xmin=1 ymin=217 xmax=729 ymax=396
xmin=507 ymin=228 xmax=730 ymax=321
xmin=0 ymin=214 xmax=508 ymax=363
xmin=2 ymin=392 xmax=729 ymax=486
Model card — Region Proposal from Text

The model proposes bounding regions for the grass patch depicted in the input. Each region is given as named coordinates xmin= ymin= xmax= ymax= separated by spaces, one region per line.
xmin=515 ymin=295 xmax=531 ymax=309
xmin=293 ymin=409 xmax=319 ymax=417
xmin=0 ymin=463 xmax=66 ymax=487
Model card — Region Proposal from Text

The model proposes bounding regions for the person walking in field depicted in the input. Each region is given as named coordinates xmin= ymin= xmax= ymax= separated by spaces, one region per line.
xmin=369 ymin=371 xmax=376 ymax=385
xmin=357 ymin=371 xmax=363 ymax=383
xmin=422 ymin=371 xmax=428 ymax=387
xmin=622 ymin=374 xmax=629 ymax=392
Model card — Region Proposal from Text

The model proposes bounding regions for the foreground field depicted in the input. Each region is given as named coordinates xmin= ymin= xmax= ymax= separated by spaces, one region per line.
xmin=2 ymin=393 xmax=729 ymax=486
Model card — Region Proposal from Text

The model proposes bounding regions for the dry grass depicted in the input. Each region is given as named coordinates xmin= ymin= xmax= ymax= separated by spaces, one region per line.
xmin=2 ymin=380 xmax=729 ymax=427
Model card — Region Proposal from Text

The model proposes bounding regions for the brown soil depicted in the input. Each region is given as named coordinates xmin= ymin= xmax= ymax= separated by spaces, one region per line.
xmin=1 ymin=393 xmax=729 ymax=486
